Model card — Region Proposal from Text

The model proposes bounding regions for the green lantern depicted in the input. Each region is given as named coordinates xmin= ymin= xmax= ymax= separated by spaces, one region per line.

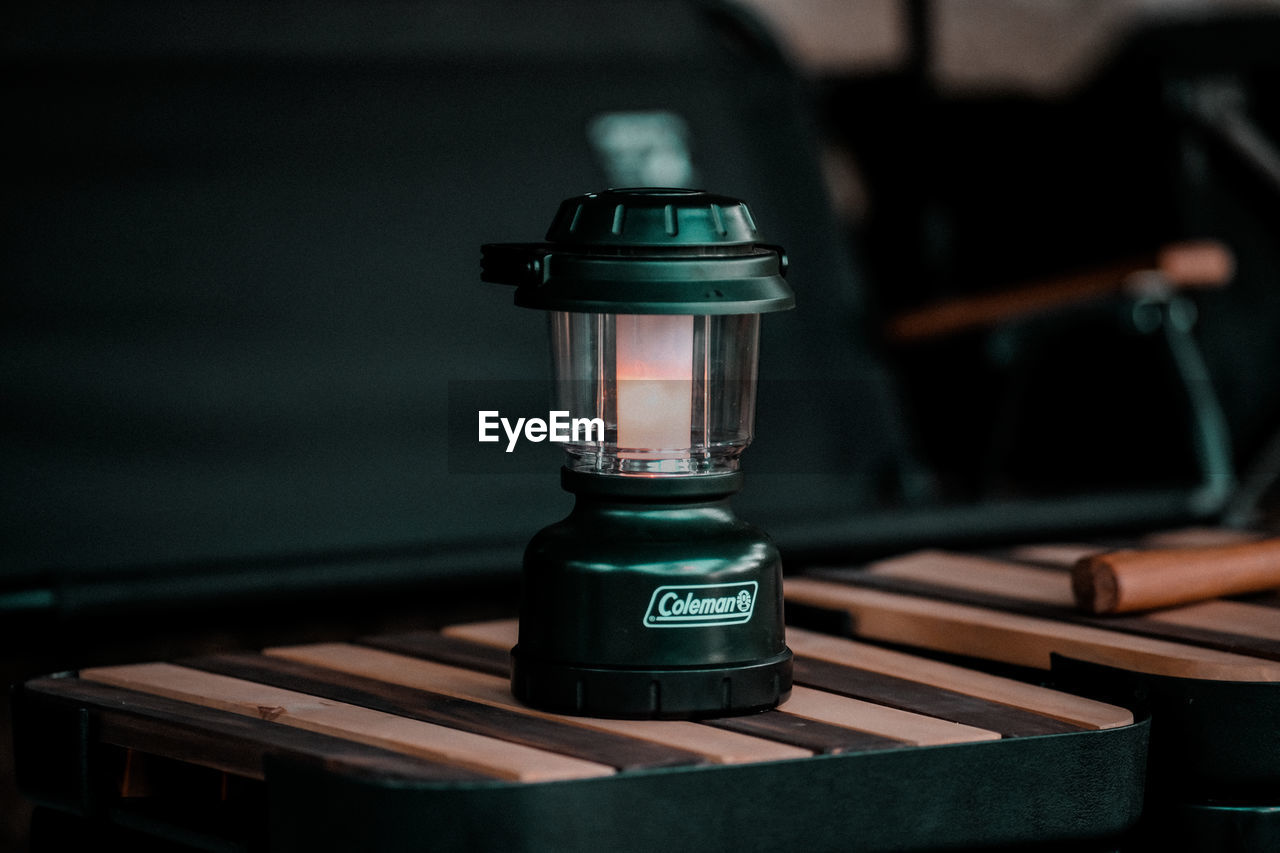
xmin=482 ymin=188 xmax=795 ymax=718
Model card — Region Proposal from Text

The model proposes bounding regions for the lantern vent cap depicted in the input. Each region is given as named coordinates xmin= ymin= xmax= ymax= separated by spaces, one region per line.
xmin=545 ymin=188 xmax=762 ymax=249
xmin=481 ymin=188 xmax=794 ymax=315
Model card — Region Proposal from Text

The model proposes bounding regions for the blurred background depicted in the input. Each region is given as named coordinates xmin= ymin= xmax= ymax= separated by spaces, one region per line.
xmin=4 ymin=1 xmax=1280 ymax=849
xmin=746 ymin=0 xmax=1280 ymax=508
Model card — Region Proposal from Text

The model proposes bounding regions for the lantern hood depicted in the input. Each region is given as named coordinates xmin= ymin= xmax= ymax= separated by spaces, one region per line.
xmin=481 ymin=188 xmax=794 ymax=315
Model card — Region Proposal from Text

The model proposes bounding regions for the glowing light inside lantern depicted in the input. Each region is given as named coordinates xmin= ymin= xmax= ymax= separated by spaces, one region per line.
xmin=615 ymin=314 xmax=692 ymax=457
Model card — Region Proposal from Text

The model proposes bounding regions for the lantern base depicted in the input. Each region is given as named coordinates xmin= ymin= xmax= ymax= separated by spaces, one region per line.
xmin=510 ymin=647 xmax=793 ymax=719
xmin=512 ymin=468 xmax=792 ymax=719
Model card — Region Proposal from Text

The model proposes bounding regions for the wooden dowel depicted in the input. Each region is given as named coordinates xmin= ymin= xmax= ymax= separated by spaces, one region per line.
xmin=1073 ymin=539 xmax=1280 ymax=615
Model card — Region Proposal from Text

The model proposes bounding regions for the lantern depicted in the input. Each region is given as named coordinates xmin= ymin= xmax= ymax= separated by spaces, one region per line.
xmin=482 ymin=188 xmax=794 ymax=717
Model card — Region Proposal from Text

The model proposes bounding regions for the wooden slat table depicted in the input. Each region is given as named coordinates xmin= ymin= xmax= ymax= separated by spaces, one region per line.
xmin=787 ymin=528 xmax=1280 ymax=851
xmin=15 ymin=618 xmax=1144 ymax=852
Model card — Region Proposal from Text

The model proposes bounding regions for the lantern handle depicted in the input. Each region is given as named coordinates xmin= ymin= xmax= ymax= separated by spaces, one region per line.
xmin=755 ymin=244 xmax=789 ymax=278
xmin=480 ymin=243 xmax=549 ymax=287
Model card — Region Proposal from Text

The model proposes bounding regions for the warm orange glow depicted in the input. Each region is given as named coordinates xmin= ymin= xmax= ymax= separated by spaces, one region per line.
xmin=616 ymin=314 xmax=692 ymax=455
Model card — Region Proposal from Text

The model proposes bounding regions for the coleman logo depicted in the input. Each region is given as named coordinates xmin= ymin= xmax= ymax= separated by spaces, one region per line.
xmin=643 ymin=582 xmax=757 ymax=628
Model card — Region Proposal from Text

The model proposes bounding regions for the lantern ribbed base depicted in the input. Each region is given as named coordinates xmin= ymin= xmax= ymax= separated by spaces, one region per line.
xmin=510 ymin=647 xmax=793 ymax=719
xmin=514 ymin=468 xmax=790 ymax=719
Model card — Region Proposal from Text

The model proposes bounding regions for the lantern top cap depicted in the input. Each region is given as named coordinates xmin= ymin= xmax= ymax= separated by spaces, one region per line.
xmin=481 ymin=188 xmax=794 ymax=315
xmin=544 ymin=188 xmax=763 ymax=248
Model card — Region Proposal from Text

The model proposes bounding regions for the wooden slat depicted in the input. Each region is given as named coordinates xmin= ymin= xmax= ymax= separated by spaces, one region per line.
xmin=866 ymin=550 xmax=1074 ymax=607
xmin=702 ymin=710 xmax=905 ymax=754
xmin=778 ymin=686 xmax=1000 ymax=746
xmin=1141 ymin=600 xmax=1280 ymax=642
xmin=1140 ymin=527 xmax=1268 ymax=549
xmin=793 ymin=657 xmax=1081 ymax=737
xmin=275 ymin=640 xmax=995 ymax=752
xmin=265 ymin=642 xmax=811 ymax=765
xmin=1011 ymin=530 xmax=1280 ymax=579
xmin=381 ymin=623 xmax=924 ymax=754
xmin=360 ymin=631 xmax=511 ymax=677
xmin=183 ymin=652 xmax=706 ymax=771
xmin=442 ymin=619 xmax=519 ymax=650
xmin=858 ymin=550 xmax=1280 ymax=660
xmin=24 ymin=676 xmax=484 ymax=783
xmin=419 ymin=620 xmax=988 ymax=747
xmin=447 ymin=617 xmax=1129 ymax=728
xmin=1006 ymin=543 xmax=1105 ymax=567
xmin=1246 ymin=591 xmax=1280 ymax=610
xmin=785 ymin=627 xmax=1131 ymax=730
xmin=785 ymin=578 xmax=1280 ymax=682
xmin=79 ymin=663 xmax=615 ymax=783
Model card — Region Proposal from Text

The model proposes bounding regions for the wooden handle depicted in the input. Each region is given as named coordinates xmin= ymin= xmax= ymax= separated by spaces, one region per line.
xmin=888 ymin=240 xmax=1234 ymax=343
xmin=1072 ymin=538 xmax=1280 ymax=614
